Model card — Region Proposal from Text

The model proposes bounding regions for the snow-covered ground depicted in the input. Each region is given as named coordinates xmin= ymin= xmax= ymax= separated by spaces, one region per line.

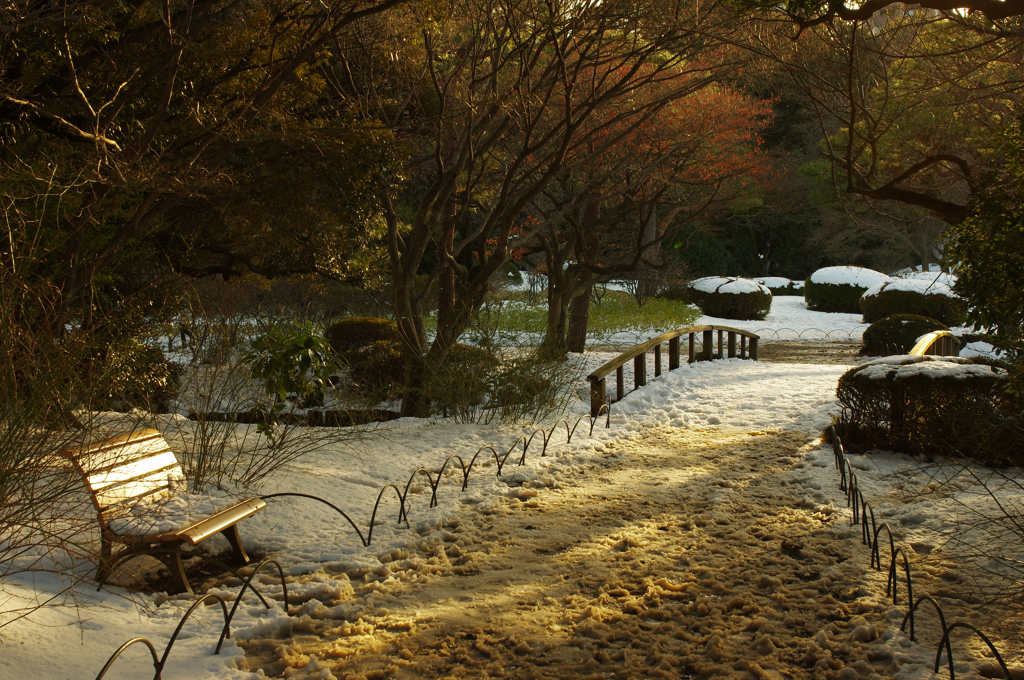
xmin=0 ymin=306 xmax=1019 ymax=679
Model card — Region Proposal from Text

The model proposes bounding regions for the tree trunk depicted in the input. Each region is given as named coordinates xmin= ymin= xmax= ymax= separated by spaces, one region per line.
xmin=566 ymin=199 xmax=601 ymax=353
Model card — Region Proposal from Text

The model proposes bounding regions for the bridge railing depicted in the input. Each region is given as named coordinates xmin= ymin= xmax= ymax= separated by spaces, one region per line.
xmin=586 ymin=325 xmax=760 ymax=416
xmin=909 ymin=331 xmax=961 ymax=357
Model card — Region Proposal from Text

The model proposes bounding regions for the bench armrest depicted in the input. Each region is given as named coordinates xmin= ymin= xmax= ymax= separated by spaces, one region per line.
xmin=174 ymin=498 xmax=267 ymax=545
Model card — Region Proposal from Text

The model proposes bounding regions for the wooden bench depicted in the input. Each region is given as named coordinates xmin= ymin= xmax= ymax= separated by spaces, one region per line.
xmin=60 ymin=429 xmax=266 ymax=594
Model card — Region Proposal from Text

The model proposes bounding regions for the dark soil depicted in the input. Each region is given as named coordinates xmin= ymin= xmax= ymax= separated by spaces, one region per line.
xmin=756 ymin=340 xmax=863 ymax=365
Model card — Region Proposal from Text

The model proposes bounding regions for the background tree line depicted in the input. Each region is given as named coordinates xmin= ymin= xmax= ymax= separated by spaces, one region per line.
xmin=3 ymin=0 xmax=1023 ymax=415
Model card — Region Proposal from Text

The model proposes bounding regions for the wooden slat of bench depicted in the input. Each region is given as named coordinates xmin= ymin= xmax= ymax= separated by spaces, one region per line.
xmin=86 ymin=451 xmax=181 ymax=490
xmin=93 ymin=473 xmax=179 ymax=511
xmin=65 ymin=429 xmax=168 ymax=470
xmin=174 ymin=498 xmax=267 ymax=545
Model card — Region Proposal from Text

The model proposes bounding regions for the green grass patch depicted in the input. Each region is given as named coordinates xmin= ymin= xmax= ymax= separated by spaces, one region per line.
xmin=425 ymin=290 xmax=701 ymax=344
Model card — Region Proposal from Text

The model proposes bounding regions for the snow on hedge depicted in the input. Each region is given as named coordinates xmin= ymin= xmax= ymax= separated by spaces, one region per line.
xmin=851 ymin=354 xmax=1005 ymax=381
xmin=894 ymin=270 xmax=957 ymax=288
xmin=808 ymin=266 xmax=891 ymax=288
xmin=753 ymin=276 xmax=790 ymax=289
xmin=688 ymin=276 xmax=771 ymax=295
xmin=861 ymin=277 xmax=958 ymax=299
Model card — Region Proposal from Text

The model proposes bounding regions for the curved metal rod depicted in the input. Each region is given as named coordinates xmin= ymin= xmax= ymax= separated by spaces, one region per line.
xmin=93 ymin=637 xmax=160 ymax=680
xmin=935 ymin=622 xmax=1012 ymax=680
xmin=367 ymin=484 xmax=408 ymax=545
xmin=160 ymin=593 xmax=230 ymax=670
xmin=435 ymin=454 xmax=471 ymax=492
xmin=901 ymin=596 xmax=950 ymax=661
xmin=847 ymin=470 xmax=857 ymax=507
xmin=601 ymin=400 xmax=610 ymax=429
xmin=261 ymin=492 xmax=367 ymax=547
xmin=550 ymin=418 xmax=574 ymax=446
xmin=504 ymin=435 xmax=528 ymax=468
xmin=524 ymin=428 xmax=548 ymax=458
xmin=217 ymin=559 xmax=289 ymax=654
xmin=839 ymin=456 xmax=848 ymax=493
xmin=851 ymin=483 xmax=860 ymax=526
xmin=401 ymin=468 xmax=439 ymax=520
xmin=872 ymin=523 xmax=897 ymax=571
xmin=886 ymin=547 xmax=914 ymax=607
xmin=467 ymin=445 xmax=502 ymax=476
xmin=866 ymin=504 xmax=877 ymax=549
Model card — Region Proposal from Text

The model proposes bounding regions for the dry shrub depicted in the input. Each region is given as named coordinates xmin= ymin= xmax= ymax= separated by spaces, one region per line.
xmin=835 ymin=355 xmax=1023 ymax=463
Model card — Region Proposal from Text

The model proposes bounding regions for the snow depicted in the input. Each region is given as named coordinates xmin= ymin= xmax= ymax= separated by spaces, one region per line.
xmin=810 ymin=266 xmax=892 ymax=288
xmin=862 ymin=278 xmax=958 ymax=299
xmin=894 ymin=270 xmax=958 ymax=288
xmin=753 ymin=276 xmax=792 ymax=289
xmin=107 ymin=488 xmax=245 ymax=537
xmin=850 ymin=354 xmax=1006 ymax=382
xmin=688 ymin=276 xmax=771 ymax=295
xmin=3 ymin=310 xmax=1021 ymax=680
xmin=694 ymin=295 xmax=867 ymax=340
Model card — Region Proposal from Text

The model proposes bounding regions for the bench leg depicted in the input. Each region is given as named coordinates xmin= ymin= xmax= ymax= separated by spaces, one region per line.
xmin=220 ymin=525 xmax=250 ymax=563
xmin=157 ymin=548 xmax=192 ymax=595
xmin=95 ymin=538 xmax=114 ymax=587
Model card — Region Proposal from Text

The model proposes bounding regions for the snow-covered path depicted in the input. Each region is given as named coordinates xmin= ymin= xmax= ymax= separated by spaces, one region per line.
xmin=235 ymin=428 xmax=1000 ymax=680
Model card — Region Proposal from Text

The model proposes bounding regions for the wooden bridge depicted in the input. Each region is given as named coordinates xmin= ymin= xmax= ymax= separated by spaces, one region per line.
xmin=587 ymin=325 xmax=760 ymax=416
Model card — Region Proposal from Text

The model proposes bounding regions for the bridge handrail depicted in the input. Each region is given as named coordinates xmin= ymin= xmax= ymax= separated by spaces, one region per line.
xmin=587 ymin=325 xmax=759 ymax=382
xmin=585 ymin=324 xmax=760 ymax=416
xmin=909 ymin=331 xmax=960 ymax=357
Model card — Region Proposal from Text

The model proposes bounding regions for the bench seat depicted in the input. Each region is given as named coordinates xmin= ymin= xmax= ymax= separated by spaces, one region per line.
xmin=60 ymin=429 xmax=266 ymax=594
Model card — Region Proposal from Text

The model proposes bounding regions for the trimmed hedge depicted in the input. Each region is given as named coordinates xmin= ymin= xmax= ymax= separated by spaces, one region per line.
xmin=860 ymin=281 xmax=966 ymax=325
xmin=688 ymin=277 xmax=772 ymax=321
xmin=805 ymin=266 xmax=890 ymax=313
xmin=754 ymin=277 xmax=801 ymax=296
xmin=861 ymin=314 xmax=949 ymax=356
xmin=835 ymin=355 xmax=1022 ymax=463
xmin=325 ymin=317 xmax=399 ymax=356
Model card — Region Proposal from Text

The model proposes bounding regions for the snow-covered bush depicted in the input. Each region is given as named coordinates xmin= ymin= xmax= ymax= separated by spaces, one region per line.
xmin=804 ymin=266 xmax=890 ymax=314
xmin=836 ymin=355 xmax=1021 ymax=462
xmin=753 ymin=276 xmax=801 ymax=295
xmin=861 ymin=314 xmax=948 ymax=355
xmin=687 ymin=277 xmax=771 ymax=320
xmin=893 ymin=269 xmax=957 ymax=288
xmin=860 ymin=278 xmax=965 ymax=325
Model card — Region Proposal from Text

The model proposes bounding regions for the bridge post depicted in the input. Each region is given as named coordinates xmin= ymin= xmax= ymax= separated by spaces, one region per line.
xmin=717 ymin=330 xmax=724 ymax=359
xmin=688 ymin=333 xmax=695 ymax=363
xmin=669 ymin=336 xmax=680 ymax=370
xmin=654 ymin=344 xmax=662 ymax=376
xmin=703 ymin=330 xmax=713 ymax=361
xmin=728 ymin=332 xmax=736 ymax=358
xmin=740 ymin=335 xmax=747 ymax=358
xmin=589 ymin=377 xmax=606 ymax=417
xmin=634 ymin=354 xmax=646 ymax=387
xmin=749 ymin=337 xmax=758 ymax=360
xmin=616 ymin=366 xmax=624 ymax=401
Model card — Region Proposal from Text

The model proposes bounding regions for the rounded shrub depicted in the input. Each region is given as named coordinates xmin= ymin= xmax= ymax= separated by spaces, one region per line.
xmin=860 ymin=279 xmax=965 ymax=325
xmin=835 ymin=355 xmax=1021 ymax=463
xmin=99 ymin=340 xmax=182 ymax=412
xmin=754 ymin=276 xmax=800 ymax=296
xmin=429 ymin=343 xmax=499 ymax=413
xmin=687 ymin=277 xmax=772 ymax=321
xmin=861 ymin=314 xmax=948 ymax=355
xmin=804 ymin=266 xmax=890 ymax=314
xmin=347 ymin=339 xmax=405 ymax=398
xmin=325 ymin=317 xmax=398 ymax=356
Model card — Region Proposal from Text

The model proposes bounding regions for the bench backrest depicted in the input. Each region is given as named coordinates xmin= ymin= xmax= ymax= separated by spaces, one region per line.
xmin=60 ymin=429 xmax=186 ymax=531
